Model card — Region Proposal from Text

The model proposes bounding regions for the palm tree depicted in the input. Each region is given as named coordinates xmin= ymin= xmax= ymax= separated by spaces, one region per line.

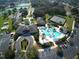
xmin=45 ymin=14 xmax=51 ymax=27
xmin=45 ymin=14 xmax=49 ymax=23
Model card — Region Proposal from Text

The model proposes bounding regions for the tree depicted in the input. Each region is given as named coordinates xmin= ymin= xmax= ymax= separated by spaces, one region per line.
xmin=21 ymin=8 xmax=28 ymax=17
xmin=26 ymin=46 xmax=39 ymax=59
xmin=10 ymin=3 xmax=15 ymax=8
xmin=45 ymin=14 xmax=51 ymax=23
xmin=4 ymin=47 xmax=15 ymax=59
xmin=77 ymin=53 xmax=79 ymax=59
xmin=19 ymin=8 xmax=23 ymax=13
xmin=71 ymin=8 xmax=79 ymax=15
xmin=74 ymin=53 xmax=79 ymax=59
xmin=32 ymin=0 xmax=51 ymax=8
xmin=2 ymin=12 xmax=8 ymax=19
xmin=12 ymin=8 xmax=17 ymax=14
xmin=14 ymin=33 xmax=19 ymax=41
xmin=33 ymin=29 xmax=39 ymax=43
xmin=56 ymin=47 xmax=63 ymax=57
xmin=33 ymin=8 xmax=45 ymax=17
xmin=7 ymin=10 xmax=12 ymax=15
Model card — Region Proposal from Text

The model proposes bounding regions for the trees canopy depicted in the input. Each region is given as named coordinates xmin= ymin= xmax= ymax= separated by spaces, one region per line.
xmin=26 ymin=46 xmax=39 ymax=59
xmin=4 ymin=47 xmax=15 ymax=59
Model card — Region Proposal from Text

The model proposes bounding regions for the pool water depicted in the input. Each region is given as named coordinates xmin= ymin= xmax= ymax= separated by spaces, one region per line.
xmin=40 ymin=27 xmax=62 ymax=41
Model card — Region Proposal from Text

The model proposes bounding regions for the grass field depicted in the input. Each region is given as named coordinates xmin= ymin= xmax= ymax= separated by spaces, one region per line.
xmin=21 ymin=39 xmax=28 ymax=50
xmin=0 ymin=16 xmax=13 ymax=31
xmin=64 ymin=16 xmax=74 ymax=32
xmin=0 ymin=17 xmax=4 ymax=30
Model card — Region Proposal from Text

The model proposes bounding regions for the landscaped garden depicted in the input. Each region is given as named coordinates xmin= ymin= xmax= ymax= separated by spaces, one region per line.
xmin=21 ymin=39 xmax=28 ymax=50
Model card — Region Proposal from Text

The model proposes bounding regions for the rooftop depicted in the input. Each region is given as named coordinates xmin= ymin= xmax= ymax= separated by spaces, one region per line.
xmin=16 ymin=24 xmax=38 ymax=36
xmin=50 ymin=16 xmax=66 ymax=25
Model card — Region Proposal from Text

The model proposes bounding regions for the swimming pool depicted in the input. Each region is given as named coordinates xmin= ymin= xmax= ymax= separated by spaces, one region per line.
xmin=40 ymin=27 xmax=64 ymax=41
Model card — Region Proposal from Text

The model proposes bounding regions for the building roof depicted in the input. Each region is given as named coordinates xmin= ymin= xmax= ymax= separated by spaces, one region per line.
xmin=0 ymin=33 xmax=11 ymax=54
xmin=15 ymin=36 xmax=34 ymax=51
xmin=16 ymin=25 xmax=30 ymax=36
xmin=16 ymin=25 xmax=38 ymax=36
xmin=28 ymin=24 xmax=38 ymax=34
xmin=50 ymin=16 xmax=66 ymax=25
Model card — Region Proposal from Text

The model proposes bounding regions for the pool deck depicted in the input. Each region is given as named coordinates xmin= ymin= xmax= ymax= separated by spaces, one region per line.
xmin=38 ymin=26 xmax=65 ymax=46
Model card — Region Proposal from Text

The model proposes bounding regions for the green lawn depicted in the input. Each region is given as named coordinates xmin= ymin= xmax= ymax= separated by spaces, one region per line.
xmin=21 ymin=39 xmax=28 ymax=50
xmin=0 ymin=17 xmax=4 ymax=30
xmin=45 ymin=14 xmax=51 ymax=22
xmin=64 ymin=16 xmax=74 ymax=32
xmin=0 ymin=16 xmax=13 ymax=31
xmin=8 ymin=18 xmax=13 ymax=31
xmin=31 ymin=19 xmax=37 ymax=24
